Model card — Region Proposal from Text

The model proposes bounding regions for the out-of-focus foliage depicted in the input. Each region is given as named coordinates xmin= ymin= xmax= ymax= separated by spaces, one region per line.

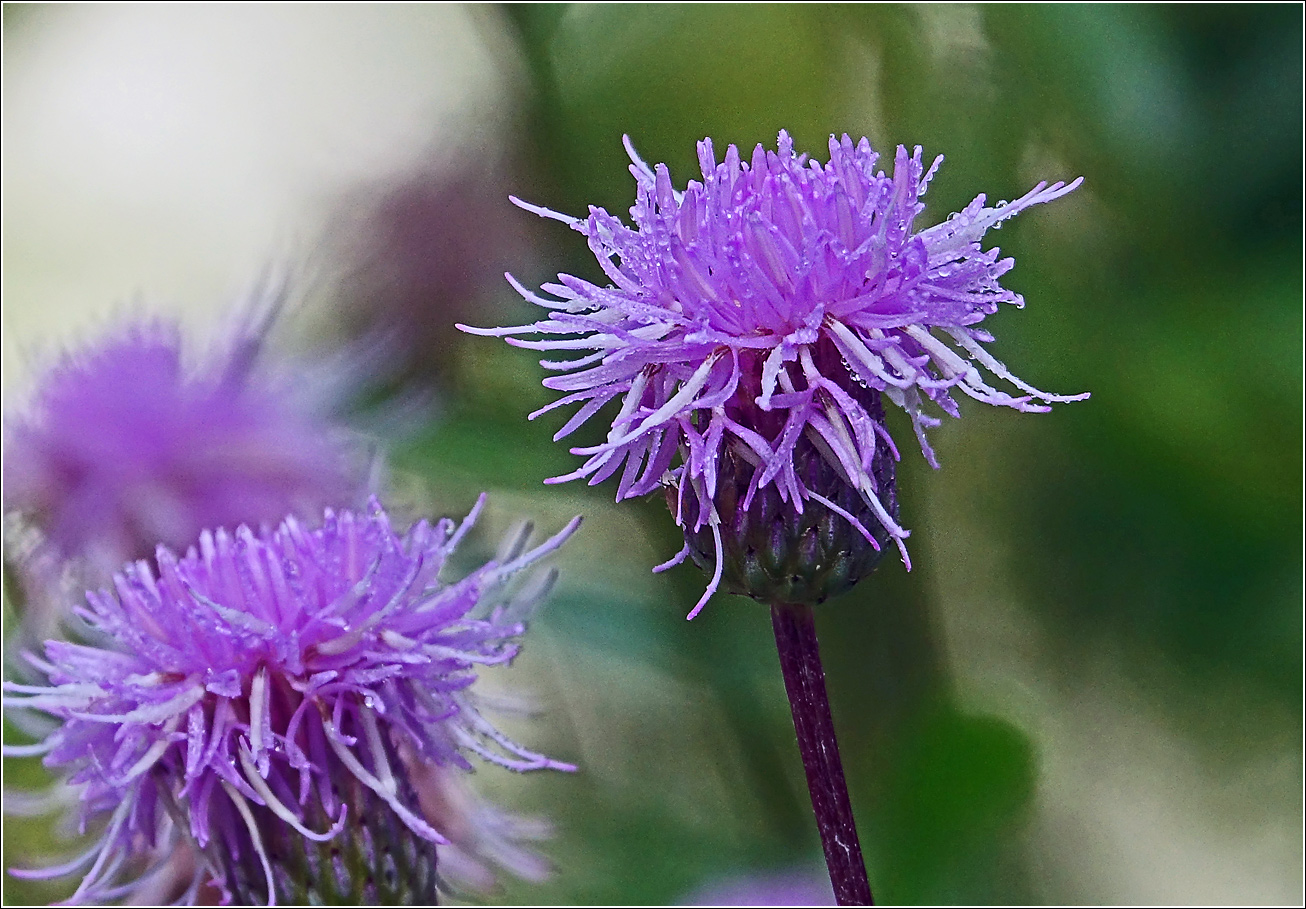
xmin=3 ymin=4 xmax=1300 ymax=905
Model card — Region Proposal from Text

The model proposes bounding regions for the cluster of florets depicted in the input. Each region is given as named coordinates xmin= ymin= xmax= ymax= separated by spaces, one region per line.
xmin=6 ymin=498 xmax=578 ymax=903
xmin=465 ymin=131 xmax=1085 ymax=614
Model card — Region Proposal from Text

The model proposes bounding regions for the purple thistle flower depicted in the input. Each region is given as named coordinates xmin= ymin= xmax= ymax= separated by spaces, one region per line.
xmin=4 ymin=497 xmax=579 ymax=904
xmin=3 ymin=313 xmax=360 ymax=585
xmin=463 ymin=131 xmax=1087 ymax=616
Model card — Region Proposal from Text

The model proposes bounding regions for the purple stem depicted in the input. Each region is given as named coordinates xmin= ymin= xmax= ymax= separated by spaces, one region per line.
xmin=771 ymin=601 xmax=874 ymax=906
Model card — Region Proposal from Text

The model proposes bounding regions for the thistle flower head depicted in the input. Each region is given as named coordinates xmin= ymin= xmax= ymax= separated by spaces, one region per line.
xmin=464 ymin=131 xmax=1086 ymax=614
xmin=3 ymin=313 xmax=359 ymax=581
xmin=4 ymin=498 xmax=579 ymax=904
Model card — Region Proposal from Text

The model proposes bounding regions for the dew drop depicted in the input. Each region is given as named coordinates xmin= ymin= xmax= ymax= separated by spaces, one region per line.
xmin=363 ymin=697 xmax=375 ymax=709
xmin=839 ymin=356 xmax=871 ymax=389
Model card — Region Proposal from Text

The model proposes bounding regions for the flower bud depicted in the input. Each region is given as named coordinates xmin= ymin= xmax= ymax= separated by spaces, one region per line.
xmin=676 ymin=403 xmax=898 ymax=608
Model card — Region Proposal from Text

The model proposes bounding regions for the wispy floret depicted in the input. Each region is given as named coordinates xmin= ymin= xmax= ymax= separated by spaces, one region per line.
xmin=463 ymin=131 xmax=1086 ymax=615
xmin=403 ymin=756 xmax=558 ymax=893
xmin=4 ymin=498 xmax=579 ymax=904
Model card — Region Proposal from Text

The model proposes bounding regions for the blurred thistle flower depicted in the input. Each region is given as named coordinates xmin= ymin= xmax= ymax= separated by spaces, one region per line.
xmin=3 ymin=313 xmax=357 ymax=573
xmin=683 ymin=868 xmax=835 ymax=906
xmin=320 ymin=148 xmax=533 ymax=402
xmin=4 ymin=497 xmax=579 ymax=904
xmin=464 ymin=131 xmax=1086 ymax=615
xmin=3 ymin=304 xmax=363 ymax=632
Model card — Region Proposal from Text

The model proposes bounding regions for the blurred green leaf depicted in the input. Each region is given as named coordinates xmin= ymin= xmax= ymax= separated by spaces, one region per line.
xmin=868 ymin=706 xmax=1038 ymax=905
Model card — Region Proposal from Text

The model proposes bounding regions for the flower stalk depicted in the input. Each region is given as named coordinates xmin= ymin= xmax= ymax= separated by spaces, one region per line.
xmin=771 ymin=601 xmax=873 ymax=906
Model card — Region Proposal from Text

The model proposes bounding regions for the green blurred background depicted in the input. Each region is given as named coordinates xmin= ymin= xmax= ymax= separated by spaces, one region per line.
xmin=3 ymin=4 xmax=1301 ymax=905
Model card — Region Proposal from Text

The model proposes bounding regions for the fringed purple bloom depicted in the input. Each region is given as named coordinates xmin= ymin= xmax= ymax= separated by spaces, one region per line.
xmin=4 ymin=498 xmax=579 ymax=904
xmin=4 ymin=315 xmax=359 ymax=582
xmin=463 ymin=130 xmax=1087 ymax=616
